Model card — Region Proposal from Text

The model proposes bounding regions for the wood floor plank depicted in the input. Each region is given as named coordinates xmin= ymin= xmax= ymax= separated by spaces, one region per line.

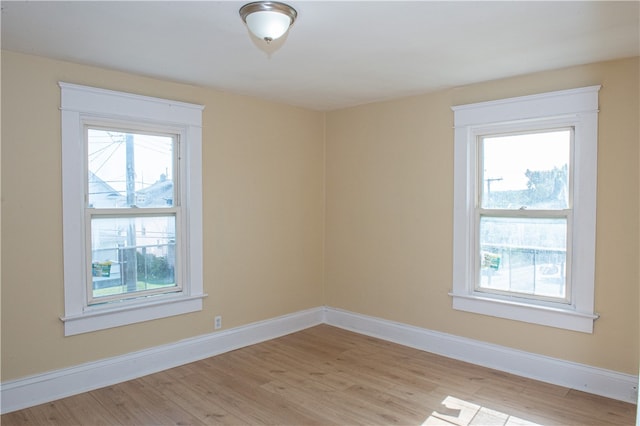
xmin=89 ymin=382 xmax=178 ymax=425
xmin=139 ymin=372 xmax=246 ymax=425
xmin=2 ymin=324 xmax=635 ymax=425
xmin=49 ymin=393 xmax=116 ymax=426
xmin=185 ymin=363 xmax=327 ymax=425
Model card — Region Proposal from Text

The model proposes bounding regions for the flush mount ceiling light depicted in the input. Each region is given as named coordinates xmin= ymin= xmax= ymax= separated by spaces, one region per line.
xmin=239 ymin=1 xmax=297 ymax=44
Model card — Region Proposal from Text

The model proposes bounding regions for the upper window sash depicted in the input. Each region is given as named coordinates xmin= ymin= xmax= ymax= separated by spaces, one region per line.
xmin=83 ymin=122 xmax=182 ymax=209
xmin=477 ymin=128 xmax=574 ymax=212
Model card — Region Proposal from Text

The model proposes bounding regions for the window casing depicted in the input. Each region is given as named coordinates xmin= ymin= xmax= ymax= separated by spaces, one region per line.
xmin=450 ymin=86 xmax=600 ymax=333
xmin=60 ymin=82 xmax=206 ymax=336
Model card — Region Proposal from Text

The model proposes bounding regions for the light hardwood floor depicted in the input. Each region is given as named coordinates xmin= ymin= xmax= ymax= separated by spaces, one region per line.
xmin=2 ymin=325 xmax=636 ymax=425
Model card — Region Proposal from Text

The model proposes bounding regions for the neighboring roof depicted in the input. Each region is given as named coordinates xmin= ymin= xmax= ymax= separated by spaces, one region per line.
xmin=135 ymin=176 xmax=174 ymax=208
xmin=88 ymin=172 xmax=172 ymax=208
xmin=88 ymin=171 xmax=123 ymax=208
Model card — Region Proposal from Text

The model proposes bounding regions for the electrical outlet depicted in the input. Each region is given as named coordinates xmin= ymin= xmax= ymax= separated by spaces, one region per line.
xmin=214 ymin=315 xmax=222 ymax=330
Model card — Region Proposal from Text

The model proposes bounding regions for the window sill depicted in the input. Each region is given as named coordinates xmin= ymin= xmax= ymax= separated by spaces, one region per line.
xmin=449 ymin=292 xmax=598 ymax=333
xmin=60 ymin=293 xmax=207 ymax=336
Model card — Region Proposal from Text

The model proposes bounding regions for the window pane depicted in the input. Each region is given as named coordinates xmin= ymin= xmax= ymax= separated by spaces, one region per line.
xmin=479 ymin=216 xmax=567 ymax=300
xmin=88 ymin=129 xmax=175 ymax=208
xmin=481 ymin=130 xmax=570 ymax=210
xmin=91 ymin=215 xmax=178 ymax=303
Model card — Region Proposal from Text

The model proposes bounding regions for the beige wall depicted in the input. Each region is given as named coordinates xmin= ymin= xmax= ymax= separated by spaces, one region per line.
xmin=1 ymin=51 xmax=638 ymax=383
xmin=0 ymin=51 xmax=325 ymax=381
xmin=325 ymin=57 xmax=639 ymax=374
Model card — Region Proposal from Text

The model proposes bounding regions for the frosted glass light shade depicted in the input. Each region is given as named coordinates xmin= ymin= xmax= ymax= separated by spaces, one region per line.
xmin=245 ymin=11 xmax=292 ymax=41
xmin=240 ymin=2 xmax=297 ymax=43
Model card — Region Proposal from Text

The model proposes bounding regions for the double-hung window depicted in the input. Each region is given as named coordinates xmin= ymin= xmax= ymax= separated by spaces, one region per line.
xmin=450 ymin=86 xmax=600 ymax=333
xmin=60 ymin=83 xmax=206 ymax=336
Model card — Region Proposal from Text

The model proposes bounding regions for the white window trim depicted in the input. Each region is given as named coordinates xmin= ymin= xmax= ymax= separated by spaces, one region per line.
xmin=59 ymin=82 xmax=206 ymax=336
xmin=450 ymin=86 xmax=600 ymax=333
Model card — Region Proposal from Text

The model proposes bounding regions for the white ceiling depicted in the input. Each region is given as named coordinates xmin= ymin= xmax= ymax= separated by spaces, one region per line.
xmin=2 ymin=1 xmax=639 ymax=111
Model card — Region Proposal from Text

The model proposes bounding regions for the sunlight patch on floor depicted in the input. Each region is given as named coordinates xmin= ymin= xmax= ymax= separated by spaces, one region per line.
xmin=421 ymin=396 xmax=542 ymax=426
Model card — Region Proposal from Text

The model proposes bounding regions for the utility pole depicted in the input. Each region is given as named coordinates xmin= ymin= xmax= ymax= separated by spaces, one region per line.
xmin=125 ymin=134 xmax=137 ymax=292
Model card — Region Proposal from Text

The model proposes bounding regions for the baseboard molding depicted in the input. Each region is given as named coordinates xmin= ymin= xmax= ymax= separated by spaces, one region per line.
xmin=0 ymin=307 xmax=324 ymax=414
xmin=2 ymin=305 xmax=637 ymax=414
xmin=324 ymin=307 xmax=638 ymax=404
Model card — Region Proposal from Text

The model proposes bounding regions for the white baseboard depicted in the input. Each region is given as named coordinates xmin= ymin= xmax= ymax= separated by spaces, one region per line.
xmin=2 ymin=305 xmax=637 ymax=414
xmin=324 ymin=307 xmax=638 ymax=404
xmin=0 ymin=307 xmax=324 ymax=414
